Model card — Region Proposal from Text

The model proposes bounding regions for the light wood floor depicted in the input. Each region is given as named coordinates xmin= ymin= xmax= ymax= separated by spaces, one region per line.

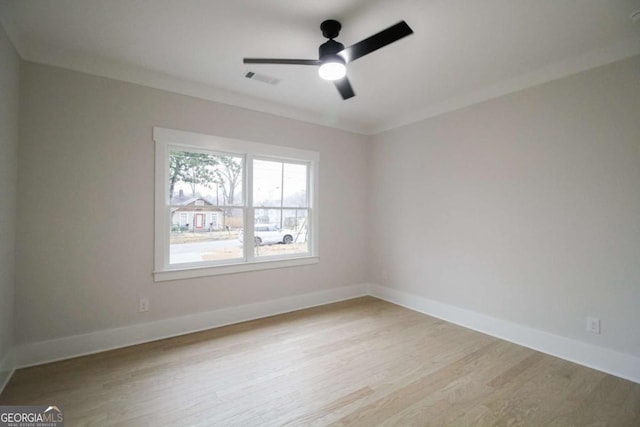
xmin=1 ymin=297 xmax=638 ymax=426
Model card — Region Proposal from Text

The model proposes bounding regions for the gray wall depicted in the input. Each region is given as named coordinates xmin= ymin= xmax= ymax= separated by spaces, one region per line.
xmin=15 ymin=62 xmax=369 ymax=344
xmin=0 ymin=24 xmax=19 ymax=382
xmin=369 ymin=56 xmax=640 ymax=357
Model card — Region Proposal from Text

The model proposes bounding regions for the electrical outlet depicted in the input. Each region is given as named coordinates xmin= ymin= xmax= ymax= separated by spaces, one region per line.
xmin=586 ymin=316 xmax=600 ymax=334
xmin=139 ymin=298 xmax=150 ymax=313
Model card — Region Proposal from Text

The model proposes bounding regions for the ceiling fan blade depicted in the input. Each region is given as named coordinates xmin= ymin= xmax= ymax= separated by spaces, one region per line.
xmin=334 ymin=77 xmax=355 ymax=100
xmin=338 ymin=21 xmax=413 ymax=63
xmin=243 ymin=58 xmax=321 ymax=66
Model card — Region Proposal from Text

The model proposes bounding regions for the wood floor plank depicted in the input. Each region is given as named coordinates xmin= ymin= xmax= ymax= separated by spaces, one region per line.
xmin=0 ymin=296 xmax=638 ymax=426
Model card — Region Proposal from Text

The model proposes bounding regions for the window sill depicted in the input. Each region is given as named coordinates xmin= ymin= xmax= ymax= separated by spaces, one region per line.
xmin=154 ymin=256 xmax=319 ymax=282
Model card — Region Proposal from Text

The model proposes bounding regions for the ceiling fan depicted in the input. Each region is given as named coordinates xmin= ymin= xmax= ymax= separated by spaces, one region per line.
xmin=243 ymin=19 xmax=414 ymax=100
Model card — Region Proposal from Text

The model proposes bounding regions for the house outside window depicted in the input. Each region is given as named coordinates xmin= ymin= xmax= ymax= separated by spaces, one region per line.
xmin=154 ymin=127 xmax=319 ymax=281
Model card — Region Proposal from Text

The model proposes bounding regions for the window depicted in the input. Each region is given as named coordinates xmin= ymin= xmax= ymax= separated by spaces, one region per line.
xmin=252 ymin=159 xmax=309 ymax=258
xmin=154 ymin=127 xmax=319 ymax=281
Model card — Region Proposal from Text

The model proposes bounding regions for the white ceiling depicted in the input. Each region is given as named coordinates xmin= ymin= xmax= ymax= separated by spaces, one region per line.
xmin=1 ymin=0 xmax=639 ymax=134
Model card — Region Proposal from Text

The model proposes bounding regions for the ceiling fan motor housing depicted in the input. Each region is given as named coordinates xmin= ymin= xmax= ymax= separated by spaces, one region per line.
xmin=319 ymin=19 xmax=344 ymax=63
xmin=319 ymin=39 xmax=345 ymax=62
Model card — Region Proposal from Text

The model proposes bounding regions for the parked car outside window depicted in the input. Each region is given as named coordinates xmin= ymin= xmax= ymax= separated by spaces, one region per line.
xmin=238 ymin=224 xmax=295 ymax=245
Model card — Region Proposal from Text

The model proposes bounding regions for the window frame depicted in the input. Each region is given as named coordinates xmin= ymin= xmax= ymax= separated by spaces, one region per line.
xmin=153 ymin=127 xmax=319 ymax=282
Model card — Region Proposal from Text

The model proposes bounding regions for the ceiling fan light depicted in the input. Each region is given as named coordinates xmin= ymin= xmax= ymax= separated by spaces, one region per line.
xmin=318 ymin=61 xmax=346 ymax=81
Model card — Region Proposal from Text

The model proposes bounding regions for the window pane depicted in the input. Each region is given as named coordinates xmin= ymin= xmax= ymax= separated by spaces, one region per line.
xmin=283 ymin=163 xmax=307 ymax=207
xmin=253 ymin=159 xmax=308 ymax=208
xmin=253 ymin=159 xmax=282 ymax=207
xmin=253 ymin=208 xmax=309 ymax=258
xmin=170 ymin=150 xmax=243 ymax=206
xmin=170 ymin=208 xmax=244 ymax=264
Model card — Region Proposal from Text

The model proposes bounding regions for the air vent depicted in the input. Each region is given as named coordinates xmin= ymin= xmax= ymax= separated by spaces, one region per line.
xmin=243 ymin=71 xmax=280 ymax=85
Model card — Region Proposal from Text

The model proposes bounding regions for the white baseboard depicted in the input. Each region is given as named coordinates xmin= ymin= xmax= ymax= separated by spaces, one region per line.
xmin=5 ymin=282 xmax=638 ymax=387
xmin=11 ymin=283 xmax=370 ymax=370
xmin=370 ymin=284 xmax=640 ymax=384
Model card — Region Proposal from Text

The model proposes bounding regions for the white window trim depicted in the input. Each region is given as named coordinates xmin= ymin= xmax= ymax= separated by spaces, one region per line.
xmin=153 ymin=127 xmax=319 ymax=282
